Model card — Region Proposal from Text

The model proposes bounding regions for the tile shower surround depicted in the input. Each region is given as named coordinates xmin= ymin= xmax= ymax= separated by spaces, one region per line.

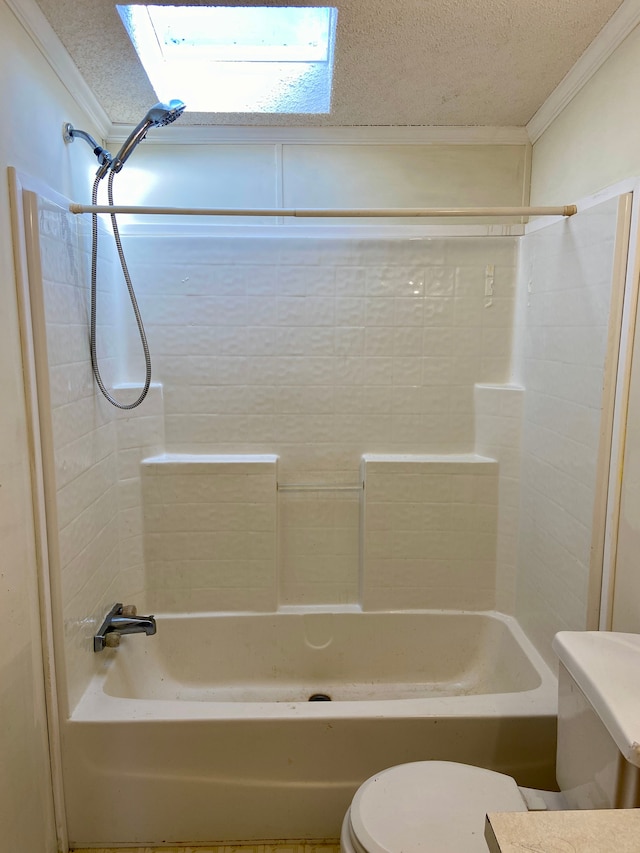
xmin=37 ymin=213 xmax=517 ymax=704
xmin=120 ymin=233 xmax=517 ymax=472
xmin=35 ymin=197 xmax=623 ymax=719
xmin=120 ymin=233 xmax=516 ymax=609
xmin=39 ymin=201 xmax=119 ymax=710
xmin=514 ymin=198 xmax=620 ymax=662
xmin=38 ymin=200 xmax=163 ymax=710
xmin=362 ymin=454 xmax=499 ymax=611
xmin=32 ymin=197 xmax=621 ymax=712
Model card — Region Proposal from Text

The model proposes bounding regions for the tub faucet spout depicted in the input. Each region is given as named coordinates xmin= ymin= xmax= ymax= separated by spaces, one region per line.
xmin=94 ymin=603 xmax=156 ymax=651
xmin=110 ymin=613 xmax=156 ymax=636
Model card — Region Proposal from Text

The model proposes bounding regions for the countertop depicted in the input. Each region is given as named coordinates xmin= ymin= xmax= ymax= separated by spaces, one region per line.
xmin=485 ymin=809 xmax=640 ymax=852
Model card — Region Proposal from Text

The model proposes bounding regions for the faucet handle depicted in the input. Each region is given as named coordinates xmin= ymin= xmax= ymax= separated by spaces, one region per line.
xmin=121 ymin=604 xmax=138 ymax=617
xmin=105 ymin=633 xmax=121 ymax=648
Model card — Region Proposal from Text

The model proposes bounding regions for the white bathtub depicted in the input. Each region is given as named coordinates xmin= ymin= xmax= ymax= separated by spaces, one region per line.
xmin=63 ymin=610 xmax=557 ymax=846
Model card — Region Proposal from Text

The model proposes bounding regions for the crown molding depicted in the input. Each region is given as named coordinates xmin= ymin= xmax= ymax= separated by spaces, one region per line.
xmin=6 ymin=0 xmax=111 ymax=139
xmin=106 ymin=123 xmax=530 ymax=146
xmin=527 ymin=0 xmax=640 ymax=143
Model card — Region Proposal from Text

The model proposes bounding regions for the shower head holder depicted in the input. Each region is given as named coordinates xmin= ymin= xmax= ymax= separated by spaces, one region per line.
xmin=107 ymin=99 xmax=186 ymax=176
xmin=63 ymin=123 xmax=113 ymax=175
xmin=63 ymin=100 xmax=185 ymax=180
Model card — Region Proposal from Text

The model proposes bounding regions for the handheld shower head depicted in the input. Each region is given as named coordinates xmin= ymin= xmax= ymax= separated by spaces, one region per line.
xmin=145 ymin=100 xmax=187 ymax=128
xmin=100 ymin=99 xmax=186 ymax=177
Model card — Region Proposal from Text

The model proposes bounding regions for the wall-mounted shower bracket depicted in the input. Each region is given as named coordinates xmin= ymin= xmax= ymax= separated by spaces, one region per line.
xmin=63 ymin=122 xmax=113 ymax=173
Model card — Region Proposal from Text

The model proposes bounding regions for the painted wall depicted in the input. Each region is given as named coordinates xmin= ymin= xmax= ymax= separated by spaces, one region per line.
xmin=529 ymin=22 xmax=640 ymax=632
xmin=0 ymin=0 xmax=105 ymax=848
xmin=103 ymin=140 xmax=530 ymax=226
xmin=530 ymin=23 xmax=640 ymax=205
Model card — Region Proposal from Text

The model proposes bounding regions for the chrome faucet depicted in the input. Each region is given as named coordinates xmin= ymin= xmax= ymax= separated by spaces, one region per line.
xmin=94 ymin=603 xmax=156 ymax=652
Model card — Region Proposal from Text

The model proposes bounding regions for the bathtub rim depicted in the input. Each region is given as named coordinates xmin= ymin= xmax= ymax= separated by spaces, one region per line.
xmin=70 ymin=609 xmax=558 ymax=723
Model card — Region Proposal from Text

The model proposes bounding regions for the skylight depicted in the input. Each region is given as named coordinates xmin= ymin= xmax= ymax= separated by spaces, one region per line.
xmin=117 ymin=5 xmax=337 ymax=114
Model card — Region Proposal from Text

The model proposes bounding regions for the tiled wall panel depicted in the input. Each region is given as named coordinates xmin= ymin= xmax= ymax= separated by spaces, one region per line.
xmin=38 ymin=201 xmax=164 ymax=708
xmin=474 ymin=384 xmax=524 ymax=613
xmin=120 ymin=232 xmax=517 ymax=606
xmin=278 ymin=487 xmax=361 ymax=606
xmin=38 ymin=203 xmax=623 ymax=646
xmin=142 ymin=455 xmax=278 ymax=611
xmin=39 ymin=200 xmax=121 ymax=710
xmin=362 ymin=454 xmax=499 ymax=611
xmin=114 ymin=385 xmax=165 ymax=605
xmin=514 ymin=198 xmax=620 ymax=664
xmin=122 ymin=234 xmax=516 ymax=477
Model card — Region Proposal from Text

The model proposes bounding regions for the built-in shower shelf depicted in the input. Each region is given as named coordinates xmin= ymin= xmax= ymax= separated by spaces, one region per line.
xmin=141 ymin=453 xmax=279 ymax=473
xmin=362 ymin=452 xmax=498 ymax=472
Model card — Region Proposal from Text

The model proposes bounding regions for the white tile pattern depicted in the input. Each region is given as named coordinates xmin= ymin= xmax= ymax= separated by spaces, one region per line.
xmin=142 ymin=455 xmax=277 ymax=611
xmin=118 ymin=231 xmax=515 ymax=608
xmin=278 ymin=486 xmax=361 ymax=606
xmin=39 ymin=202 xmax=121 ymax=710
xmin=474 ymin=384 xmax=524 ymax=613
xmin=115 ymin=385 xmax=165 ymax=605
xmin=362 ymin=454 xmax=499 ymax=610
xmin=121 ymin=233 xmax=516 ymax=479
xmin=38 ymin=201 xmax=164 ymax=708
xmin=514 ymin=199 xmax=619 ymax=663
xmin=36 ymin=208 xmax=622 ymax=653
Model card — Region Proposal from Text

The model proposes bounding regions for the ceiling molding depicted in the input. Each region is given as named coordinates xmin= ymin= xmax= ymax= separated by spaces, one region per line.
xmin=106 ymin=124 xmax=530 ymax=146
xmin=6 ymin=0 xmax=111 ymax=139
xmin=527 ymin=0 xmax=640 ymax=143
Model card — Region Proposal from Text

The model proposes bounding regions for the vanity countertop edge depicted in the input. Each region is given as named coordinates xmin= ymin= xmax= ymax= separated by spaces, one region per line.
xmin=485 ymin=808 xmax=640 ymax=852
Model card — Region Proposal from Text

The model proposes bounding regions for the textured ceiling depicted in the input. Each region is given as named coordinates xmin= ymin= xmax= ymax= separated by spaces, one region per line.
xmin=36 ymin=0 xmax=625 ymax=126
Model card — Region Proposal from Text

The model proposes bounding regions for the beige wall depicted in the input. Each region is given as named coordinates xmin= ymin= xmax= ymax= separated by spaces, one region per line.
xmin=530 ymin=23 xmax=640 ymax=205
xmin=110 ymin=141 xmax=530 ymax=224
xmin=0 ymin=1 xmax=103 ymax=849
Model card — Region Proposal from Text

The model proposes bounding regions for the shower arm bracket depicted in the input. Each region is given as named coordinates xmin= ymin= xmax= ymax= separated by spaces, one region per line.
xmin=63 ymin=123 xmax=113 ymax=173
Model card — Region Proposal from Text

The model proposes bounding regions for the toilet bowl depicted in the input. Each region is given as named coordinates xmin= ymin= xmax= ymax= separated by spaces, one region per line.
xmin=340 ymin=761 xmax=529 ymax=852
xmin=341 ymin=631 xmax=640 ymax=851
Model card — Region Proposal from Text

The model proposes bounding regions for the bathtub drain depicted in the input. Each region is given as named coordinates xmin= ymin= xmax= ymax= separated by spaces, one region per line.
xmin=308 ymin=693 xmax=332 ymax=701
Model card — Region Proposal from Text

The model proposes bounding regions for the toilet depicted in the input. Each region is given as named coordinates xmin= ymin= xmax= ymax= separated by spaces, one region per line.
xmin=341 ymin=630 xmax=640 ymax=852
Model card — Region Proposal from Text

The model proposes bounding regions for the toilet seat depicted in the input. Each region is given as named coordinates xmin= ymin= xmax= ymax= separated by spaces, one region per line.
xmin=344 ymin=761 xmax=528 ymax=853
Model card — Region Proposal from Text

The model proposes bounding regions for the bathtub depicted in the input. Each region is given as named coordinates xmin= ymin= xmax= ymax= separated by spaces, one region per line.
xmin=62 ymin=609 xmax=557 ymax=846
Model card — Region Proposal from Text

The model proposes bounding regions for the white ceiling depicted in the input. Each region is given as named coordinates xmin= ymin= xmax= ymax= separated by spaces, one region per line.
xmin=35 ymin=0 xmax=625 ymax=127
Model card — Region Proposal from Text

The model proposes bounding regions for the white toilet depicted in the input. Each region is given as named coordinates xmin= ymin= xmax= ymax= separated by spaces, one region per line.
xmin=341 ymin=630 xmax=640 ymax=852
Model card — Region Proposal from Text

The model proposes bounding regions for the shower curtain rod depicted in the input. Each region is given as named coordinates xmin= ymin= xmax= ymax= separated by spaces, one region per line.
xmin=68 ymin=203 xmax=578 ymax=218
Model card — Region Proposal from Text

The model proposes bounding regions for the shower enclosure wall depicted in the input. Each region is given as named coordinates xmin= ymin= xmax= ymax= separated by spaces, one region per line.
xmin=12 ymin=168 xmax=631 ymax=844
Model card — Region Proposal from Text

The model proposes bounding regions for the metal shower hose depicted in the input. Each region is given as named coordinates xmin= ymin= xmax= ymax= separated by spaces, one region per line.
xmin=90 ymin=172 xmax=151 ymax=409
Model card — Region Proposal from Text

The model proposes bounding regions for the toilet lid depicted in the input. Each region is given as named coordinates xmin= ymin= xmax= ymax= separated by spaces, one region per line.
xmin=350 ymin=761 xmax=528 ymax=853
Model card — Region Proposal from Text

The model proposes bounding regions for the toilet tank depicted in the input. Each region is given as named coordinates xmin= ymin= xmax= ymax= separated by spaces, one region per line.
xmin=554 ymin=633 xmax=640 ymax=810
